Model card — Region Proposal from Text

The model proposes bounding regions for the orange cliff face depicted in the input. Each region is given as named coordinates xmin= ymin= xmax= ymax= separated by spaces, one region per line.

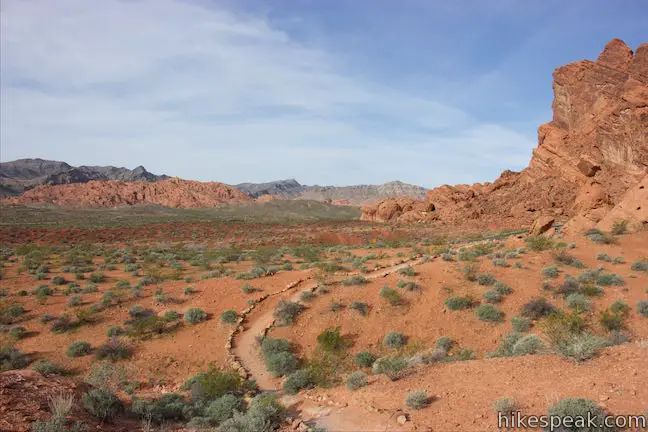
xmin=362 ymin=39 xmax=648 ymax=231
xmin=4 ymin=178 xmax=251 ymax=208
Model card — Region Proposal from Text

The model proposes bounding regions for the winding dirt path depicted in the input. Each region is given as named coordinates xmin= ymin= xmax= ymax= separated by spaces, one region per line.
xmin=230 ymin=257 xmax=425 ymax=430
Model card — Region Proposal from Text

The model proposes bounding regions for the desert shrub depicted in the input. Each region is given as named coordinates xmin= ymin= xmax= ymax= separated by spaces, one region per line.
xmin=380 ymin=286 xmax=403 ymax=306
xmin=273 ymin=301 xmax=304 ymax=326
xmin=67 ymin=295 xmax=82 ymax=307
xmin=204 ymin=394 xmax=245 ymax=425
xmin=445 ymin=295 xmax=473 ymax=311
xmin=435 ymin=336 xmax=454 ymax=352
xmin=600 ymin=310 xmax=626 ymax=332
xmin=317 ymin=327 xmax=350 ymax=352
xmin=555 ymin=333 xmax=609 ymax=362
xmin=95 ymin=338 xmax=131 ymax=361
xmin=511 ymin=334 xmax=544 ymax=356
xmin=185 ymin=308 xmax=207 ymax=325
xmin=383 ymin=331 xmax=406 ymax=349
xmin=355 ymin=351 xmax=376 ymax=368
xmin=31 ymin=360 xmax=65 ymax=376
xmin=511 ymin=316 xmax=531 ymax=332
xmin=475 ymin=305 xmax=503 ymax=322
xmin=128 ymin=305 xmax=154 ymax=320
xmin=163 ymin=311 xmax=180 ymax=322
xmin=283 ymin=369 xmax=314 ymax=394
xmin=405 ymin=391 xmax=430 ymax=410
xmin=349 ymin=301 xmax=369 ymax=316
xmin=566 ymin=293 xmax=591 ymax=312
xmin=184 ymin=286 xmax=195 ymax=296
xmin=89 ymin=272 xmax=106 ymax=283
xmin=483 ymin=290 xmax=503 ymax=304
xmin=441 ymin=253 xmax=454 ymax=261
xmin=611 ymin=219 xmax=628 ymax=235
xmin=553 ymin=251 xmax=585 ymax=268
xmin=609 ymin=300 xmax=630 ymax=315
xmin=66 ymin=341 xmax=91 ymax=358
xmin=521 ymin=297 xmax=556 ymax=320
xmin=372 ymin=356 xmax=408 ymax=381
xmin=397 ymin=280 xmax=420 ymax=291
xmin=492 ymin=258 xmax=509 ymax=267
xmin=493 ymin=281 xmax=513 ymax=296
xmin=637 ymin=300 xmax=648 ymax=318
xmin=33 ymin=284 xmax=53 ymax=297
xmin=525 ymin=236 xmax=554 ymax=251
xmin=132 ymin=393 xmax=187 ymax=424
xmin=398 ymin=266 xmax=417 ymax=277
xmin=52 ymin=276 xmax=66 ymax=285
xmin=0 ymin=344 xmax=29 ymax=371
xmin=115 ymin=280 xmax=130 ymax=289
xmin=585 ymin=228 xmax=616 ymax=245
xmin=342 ymin=275 xmax=368 ymax=286
xmin=597 ymin=273 xmax=624 ymax=286
xmin=299 ymin=291 xmax=315 ymax=302
xmin=487 ymin=333 xmax=522 ymax=358
xmin=547 ymin=398 xmax=615 ymax=432
xmin=85 ymin=361 xmax=127 ymax=389
xmin=630 ymin=260 xmax=648 ymax=272
xmin=8 ymin=326 xmax=26 ymax=339
xmin=265 ymin=351 xmax=298 ymax=377
xmin=494 ymin=397 xmax=517 ymax=415
xmin=218 ymin=392 xmax=284 ymax=432
xmin=542 ymin=265 xmax=560 ymax=279
xmin=185 ymin=367 xmax=241 ymax=402
xmin=346 ymin=371 xmax=368 ymax=390
xmin=82 ymin=283 xmax=98 ymax=293
xmin=51 ymin=315 xmax=73 ymax=333
xmin=477 ymin=273 xmax=496 ymax=286
xmin=81 ymin=388 xmax=123 ymax=422
xmin=461 ymin=263 xmax=478 ymax=281
xmin=220 ymin=310 xmax=238 ymax=325
xmin=453 ymin=348 xmax=475 ymax=361
xmin=328 ymin=301 xmax=345 ymax=312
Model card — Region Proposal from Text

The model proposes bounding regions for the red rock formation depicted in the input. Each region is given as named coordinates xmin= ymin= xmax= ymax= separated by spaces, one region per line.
xmin=6 ymin=177 xmax=250 ymax=208
xmin=362 ymin=39 xmax=648 ymax=230
xmin=360 ymin=198 xmax=436 ymax=223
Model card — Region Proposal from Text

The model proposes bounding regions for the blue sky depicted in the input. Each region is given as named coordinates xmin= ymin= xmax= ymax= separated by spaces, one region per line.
xmin=1 ymin=0 xmax=646 ymax=187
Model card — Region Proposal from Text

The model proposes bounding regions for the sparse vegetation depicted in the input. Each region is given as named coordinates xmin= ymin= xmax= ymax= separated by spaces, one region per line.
xmin=346 ymin=371 xmax=368 ymax=390
xmin=185 ymin=308 xmax=207 ymax=325
xmin=273 ymin=301 xmax=304 ymax=326
xmin=445 ymin=295 xmax=474 ymax=311
xmin=475 ymin=304 xmax=504 ymax=322
xmin=405 ymin=390 xmax=430 ymax=410
xmin=220 ymin=310 xmax=238 ymax=325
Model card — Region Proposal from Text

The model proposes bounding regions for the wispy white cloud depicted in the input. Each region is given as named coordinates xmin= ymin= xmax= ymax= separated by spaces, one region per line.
xmin=0 ymin=0 xmax=535 ymax=186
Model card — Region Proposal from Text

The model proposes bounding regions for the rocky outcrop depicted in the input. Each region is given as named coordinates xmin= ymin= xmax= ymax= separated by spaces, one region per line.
xmin=595 ymin=174 xmax=647 ymax=232
xmin=362 ymin=39 xmax=648 ymax=231
xmin=360 ymin=198 xmax=436 ymax=223
xmin=0 ymin=158 xmax=167 ymax=196
xmin=5 ymin=178 xmax=250 ymax=208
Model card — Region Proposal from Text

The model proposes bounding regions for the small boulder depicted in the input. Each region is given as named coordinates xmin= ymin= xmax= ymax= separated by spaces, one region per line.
xmin=397 ymin=414 xmax=408 ymax=425
xmin=529 ymin=216 xmax=555 ymax=236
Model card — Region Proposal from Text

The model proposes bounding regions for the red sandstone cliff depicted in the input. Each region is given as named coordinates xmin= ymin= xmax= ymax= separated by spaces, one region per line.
xmin=362 ymin=39 xmax=648 ymax=231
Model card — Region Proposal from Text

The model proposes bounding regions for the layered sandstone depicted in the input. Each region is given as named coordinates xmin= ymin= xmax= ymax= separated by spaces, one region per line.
xmin=362 ymin=39 xmax=648 ymax=230
xmin=5 ymin=178 xmax=250 ymax=208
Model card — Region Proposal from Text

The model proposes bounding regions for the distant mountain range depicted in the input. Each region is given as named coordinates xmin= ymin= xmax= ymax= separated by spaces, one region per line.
xmin=235 ymin=179 xmax=428 ymax=203
xmin=0 ymin=158 xmax=428 ymax=205
xmin=0 ymin=158 xmax=167 ymax=196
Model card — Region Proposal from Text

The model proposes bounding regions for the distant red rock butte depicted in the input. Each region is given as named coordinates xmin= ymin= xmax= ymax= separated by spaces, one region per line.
xmin=6 ymin=177 xmax=250 ymax=208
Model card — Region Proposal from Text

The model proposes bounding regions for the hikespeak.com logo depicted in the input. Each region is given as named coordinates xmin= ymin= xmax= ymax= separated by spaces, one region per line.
xmin=498 ymin=411 xmax=647 ymax=431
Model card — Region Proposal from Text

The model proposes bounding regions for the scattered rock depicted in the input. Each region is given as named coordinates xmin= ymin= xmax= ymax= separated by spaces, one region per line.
xmin=529 ymin=216 xmax=555 ymax=236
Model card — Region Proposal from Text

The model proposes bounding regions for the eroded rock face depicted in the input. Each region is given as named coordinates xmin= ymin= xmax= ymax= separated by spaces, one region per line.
xmin=5 ymin=178 xmax=250 ymax=208
xmin=362 ymin=39 xmax=648 ymax=230
xmin=360 ymin=198 xmax=435 ymax=223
